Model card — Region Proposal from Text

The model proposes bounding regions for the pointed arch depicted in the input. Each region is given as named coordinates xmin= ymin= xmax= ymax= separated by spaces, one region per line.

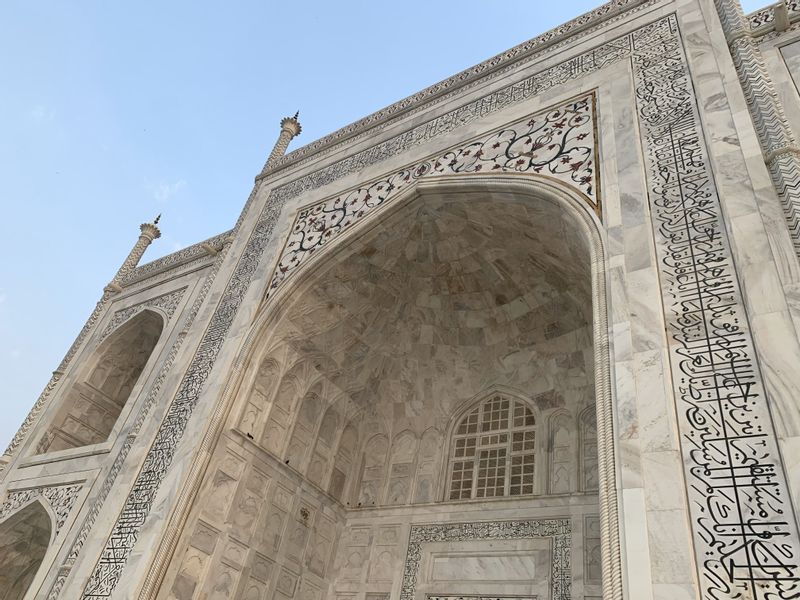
xmin=0 ymin=499 xmax=53 ymax=599
xmin=249 ymin=173 xmax=616 ymax=587
xmin=328 ymin=417 xmax=360 ymax=503
xmin=306 ymin=402 xmax=341 ymax=487
xmin=385 ymin=430 xmax=418 ymax=506
xmin=237 ymin=357 xmax=280 ymax=440
xmin=548 ymin=409 xmax=574 ymax=495
xmin=36 ymin=308 xmax=164 ymax=454
xmin=259 ymin=358 xmax=309 ymax=456
xmin=579 ymin=406 xmax=599 ymax=492
xmin=284 ymin=381 xmax=324 ymax=470
xmin=357 ymin=434 xmax=389 ymax=507
xmin=445 ymin=389 xmax=538 ymax=501
xmin=139 ymin=172 xmax=620 ymax=600
xmin=413 ymin=428 xmax=442 ymax=504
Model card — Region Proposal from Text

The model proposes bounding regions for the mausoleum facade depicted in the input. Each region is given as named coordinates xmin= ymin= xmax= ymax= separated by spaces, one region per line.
xmin=3 ymin=1 xmax=800 ymax=599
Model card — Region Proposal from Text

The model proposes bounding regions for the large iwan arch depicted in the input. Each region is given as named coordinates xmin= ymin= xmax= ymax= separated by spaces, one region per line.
xmin=149 ymin=174 xmax=621 ymax=600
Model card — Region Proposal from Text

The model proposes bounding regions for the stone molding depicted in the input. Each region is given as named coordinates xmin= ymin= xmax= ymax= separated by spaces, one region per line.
xmin=716 ymin=0 xmax=800 ymax=257
xmin=400 ymin=519 xmax=570 ymax=600
xmin=748 ymin=1 xmax=800 ymax=34
xmin=259 ymin=0 xmax=657 ymax=179
xmin=0 ymin=484 xmax=82 ymax=539
xmin=98 ymin=287 xmax=187 ymax=344
xmin=123 ymin=230 xmax=231 ymax=288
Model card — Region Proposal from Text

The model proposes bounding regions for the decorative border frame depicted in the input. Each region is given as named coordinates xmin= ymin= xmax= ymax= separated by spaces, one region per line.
xmin=631 ymin=14 xmax=800 ymax=600
xmin=399 ymin=519 xmax=570 ymax=600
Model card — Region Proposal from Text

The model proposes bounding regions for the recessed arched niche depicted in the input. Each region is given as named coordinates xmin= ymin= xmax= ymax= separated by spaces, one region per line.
xmin=0 ymin=500 xmax=52 ymax=600
xmin=217 ymin=176 xmax=607 ymax=599
xmin=35 ymin=309 xmax=163 ymax=454
xmin=246 ymin=180 xmax=596 ymax=502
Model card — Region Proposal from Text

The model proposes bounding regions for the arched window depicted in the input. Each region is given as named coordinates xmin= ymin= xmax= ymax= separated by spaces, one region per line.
xmin=448 ymin=393 xmax=536 ymax=500
xmin=0 ymin=501 xmax=52 ymax=599
xmin=36 ymin=309 xmax=163 ymax=454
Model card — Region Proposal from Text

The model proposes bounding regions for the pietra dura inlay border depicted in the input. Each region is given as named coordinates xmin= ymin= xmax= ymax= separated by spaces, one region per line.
xmin=631 ymin=14 xmax=800 ymax=600
xmin=267 ymin=93 xmax=598 ymax=299
xmin=76 ymin=13 xmax=800 ymax=600
xmin=400 ymin=519 xmax=570 ymax=600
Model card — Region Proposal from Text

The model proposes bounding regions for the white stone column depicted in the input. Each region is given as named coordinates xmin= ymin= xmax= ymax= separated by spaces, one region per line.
xmin=104 ymin=219 xmax=161 ymax=293
xmin=715 ymin=0 xmax=800 ymax=257
xmin=265 ymin=112 xmax=302 ymax=168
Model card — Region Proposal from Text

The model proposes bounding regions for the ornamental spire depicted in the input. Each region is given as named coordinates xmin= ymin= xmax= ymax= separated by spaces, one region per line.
xmin=266 ymin=111 xmax=302 ymax=167
xmin=103 ymin=216 xmax=162 ymax=293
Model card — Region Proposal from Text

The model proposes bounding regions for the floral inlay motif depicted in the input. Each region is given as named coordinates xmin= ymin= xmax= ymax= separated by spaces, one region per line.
xmin=268 ymin=95 xmax=596 ymax=298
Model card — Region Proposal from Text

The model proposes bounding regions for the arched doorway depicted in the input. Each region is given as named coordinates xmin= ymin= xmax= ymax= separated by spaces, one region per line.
xmin=158 ymin=175 xmax=617 ymax=600
xmin=35 ymin=309 xmax=164 ymax=454
xmin=0 ymin=500 xmax=52 ymax=600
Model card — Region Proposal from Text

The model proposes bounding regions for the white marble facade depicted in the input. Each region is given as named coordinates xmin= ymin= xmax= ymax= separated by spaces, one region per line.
xmin=3 ymin=1 xmax=800 ymax=599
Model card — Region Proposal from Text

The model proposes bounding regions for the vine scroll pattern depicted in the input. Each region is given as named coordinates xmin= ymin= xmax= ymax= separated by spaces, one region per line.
xmin=0 ymin=484 xmax=82 ymax=538
xmin=268 ymin=94 xmax=597 ymax=298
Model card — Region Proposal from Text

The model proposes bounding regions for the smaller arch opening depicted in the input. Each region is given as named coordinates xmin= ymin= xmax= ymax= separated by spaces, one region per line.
xmin=35 ymin=309 xmax=163 ymax=454
xmin=447 ymin=392 xmax=537 ymax=501
xmin=0 ymin=500 xmax=52 ymax=600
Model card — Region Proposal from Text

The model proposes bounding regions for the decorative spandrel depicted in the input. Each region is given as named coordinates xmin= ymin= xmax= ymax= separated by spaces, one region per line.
xmin=0 ymin=484 xmax=82 ymax=539
xmin=268 ymin=94 xmax=597 ymax=299
xmin=99 ymin=287 xmax=186 ymax=343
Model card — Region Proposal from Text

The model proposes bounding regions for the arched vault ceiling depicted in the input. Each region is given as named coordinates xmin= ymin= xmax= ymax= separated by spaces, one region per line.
xmin=267 ymin=190 xmax=594 ymax=428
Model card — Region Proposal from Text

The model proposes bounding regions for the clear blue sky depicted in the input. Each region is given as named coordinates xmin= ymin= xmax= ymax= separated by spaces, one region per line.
xmin=0 ymin=0 xmax=766 ymax=451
